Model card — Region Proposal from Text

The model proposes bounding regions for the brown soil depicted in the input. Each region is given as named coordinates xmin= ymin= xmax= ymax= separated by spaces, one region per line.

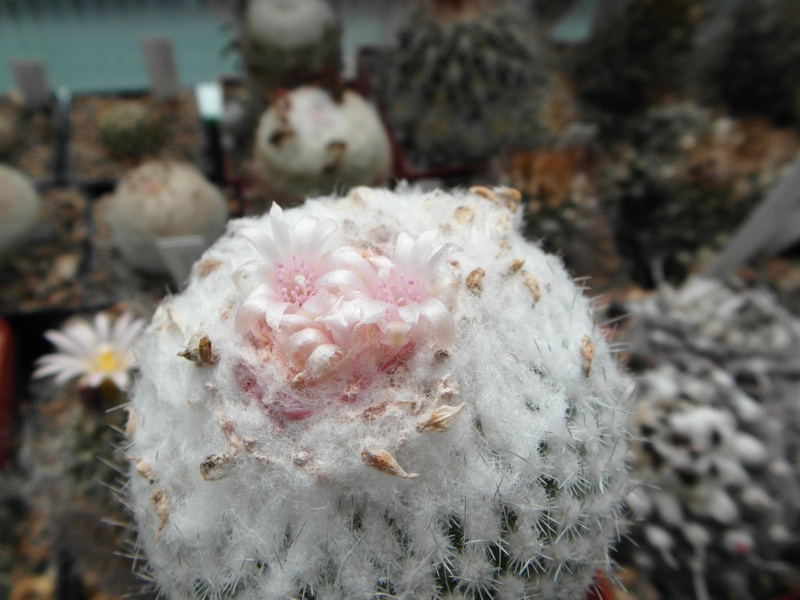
xmin=0 ymin=94 xmax=56 ymax=182
xmin=0 ymin=187 xmax=88 ymax=315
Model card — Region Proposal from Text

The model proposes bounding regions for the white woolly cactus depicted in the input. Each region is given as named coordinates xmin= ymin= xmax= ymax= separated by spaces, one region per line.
xmin=621 ymin=277 xmax=800 ymax=599
xmin=108 ymin=161 xmax=228 ymax=277
xmin=254 ymin=87 xmax=391 ymax=203
xmin=126 ymin=186 xmax=630 ymax=599
xmin=0 ymin=163 xmax=41 ymax=262
xmin=237 ymin=0 xmax=341 ymax=91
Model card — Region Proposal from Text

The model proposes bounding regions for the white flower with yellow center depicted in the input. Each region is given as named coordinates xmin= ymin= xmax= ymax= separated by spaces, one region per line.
xmin=33 ymin=312 xmax=145 ymax=390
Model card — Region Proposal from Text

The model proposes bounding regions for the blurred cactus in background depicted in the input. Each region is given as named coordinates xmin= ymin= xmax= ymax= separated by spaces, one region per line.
xmin=233 ymin=0 xmax=342 ymax=95
xmin=618 ymin=277 xmax=800 ymax=599
xmin=97 ymin=102 xmax=167 ymax=159
xmin=253 ymin=86 xmax=391 ymax=204
xmin=703 ymin=0 xmax=800 ymax=126
xmin=565 ymin=0 xmax=704 ymax=128
xmin=378 ymin=0 xmax=550 ymax=166
xmin=605 ymin=102 xmax=800 ymax=287
xmin=0 ymin=164 xmax=41 ymax=264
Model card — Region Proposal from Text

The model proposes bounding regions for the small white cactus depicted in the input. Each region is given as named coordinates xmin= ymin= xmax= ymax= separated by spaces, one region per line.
xmin=107 ymin=161 xmax=228 ymax=277
xmin=254 ymin=87 xmax=392 ymax=203
xmin=0 ymin=163 xmax=41 ymax=262
xmin=126 ymin=186 xmax=630 ymax=599
xmin=237 ymin=0 xmax=341 ymax=91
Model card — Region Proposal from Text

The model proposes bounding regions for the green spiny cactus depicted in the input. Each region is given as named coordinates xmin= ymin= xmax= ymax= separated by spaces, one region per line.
xmin=706 ymin=0 xmax=800 ymax=126
xmin=567 ymin=0 xmax=704 ymax=125
xmin=606 ymin=103 xmax=800 ymax=287
xmin=97 ymin=102 xmax=167 ymax=159
xmin=380 ymin=0 xmax=549 ymax=166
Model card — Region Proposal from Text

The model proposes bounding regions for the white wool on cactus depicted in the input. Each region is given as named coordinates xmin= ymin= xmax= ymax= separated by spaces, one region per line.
xmin=254 ymin=87 xmax=392 ymax=202
xmin=244 ymin=0 xmax=337 ymax=50
xmin=126 ymin=186 xmax=630 ymax=599
xmin=0 ymin=163 xmax=41 ymax=262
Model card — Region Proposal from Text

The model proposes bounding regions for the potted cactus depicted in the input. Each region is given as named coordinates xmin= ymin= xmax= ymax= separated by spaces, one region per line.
xmin=67 ymin=92 xmax=203 ymax=189
xmin=0 ymin=164 xmax=41 ymax=265
xmin=19 ymin=310 xmax=150 ymax=598
xmin=0 ymin=168 xmax=93 ymax=315
xmin=251 ymin=85 xmax=392 ymax=207
xmin=619 ymin=277 xmax=800 ymax=599
xmin=125 ymin=185 xmax=630 ymax=598
xmin=0 ymin=92 xmax=59 ymax=184
xmin=371 ymin=0 xmax=550 ymax=173
xmin=106 ymin=161 xmax=229 ymax=278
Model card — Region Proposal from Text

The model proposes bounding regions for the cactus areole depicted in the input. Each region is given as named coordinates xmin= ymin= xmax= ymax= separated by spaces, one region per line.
xmin=127 ymin=186 xmax=630 ymax=599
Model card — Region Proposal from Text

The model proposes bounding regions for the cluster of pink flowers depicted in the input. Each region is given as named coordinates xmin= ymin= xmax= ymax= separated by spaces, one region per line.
xmin=234 ymin=204 xmax=456 ymax=387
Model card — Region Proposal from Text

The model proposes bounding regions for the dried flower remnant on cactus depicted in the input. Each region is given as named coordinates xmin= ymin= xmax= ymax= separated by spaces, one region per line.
xmin=127 ymin=186 xmax=630 ymax=599
xmin=33 ymin=312 xmax=145 ymax=390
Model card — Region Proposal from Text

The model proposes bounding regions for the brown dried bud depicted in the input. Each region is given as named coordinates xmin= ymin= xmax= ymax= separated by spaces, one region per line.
xmin=453 ymin=205 xmax=475 ymax=226
xmin=200 ymin=452 xmax=232 ymax=481
xmin=150 ymin=488 xmax=170 ymax=535
xmin=466 ymin=268 xmax=486 ymax=294
xmin=178 ymin=335 xmax=220 ymax=366
xmin=361 ymin=449 xmax=418 ymax=479
xmin=507 ymin=258 xmax=525 ymax=276
xmin=194 ymin=257 xmax=223 ymax=278
xmin=126 ymin=456 xmax=156 ymax=484
xmin=522 ymin=271 xmax=541 ymax=303
xmin=417 ymin=403 xmax=465 ymax=433
xmin=581 ymin=335 xmax=595 ymax=377
xmin=469 ymin=186 xmax=502 ymax=206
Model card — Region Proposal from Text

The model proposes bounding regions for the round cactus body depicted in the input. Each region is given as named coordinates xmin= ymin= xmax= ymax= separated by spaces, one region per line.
xmin=97 ymin=102 xmax=166 ymax=159
xmin=126 ymin=186 xmax=630 ymax=599
xmin=0 ymin=164 xmax=41 ymax=262
xmin=238 ymin=0 xmax=341 ymax=91
xmin=254 ymin=87 xmax=391 ymax=202
xmin=621 ymin=277 xmax=800 ymax=599
xmin=380 ymin=1 xmax=548 ymax=166
xmin=108 ymin=161 xmax=228 ymax=276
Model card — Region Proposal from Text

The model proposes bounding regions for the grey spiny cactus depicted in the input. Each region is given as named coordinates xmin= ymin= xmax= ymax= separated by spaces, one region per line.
xmin=620 ymin=277 xmax=800 ymax=599
xmin=379 ymin=0 xmax=549 ymax=166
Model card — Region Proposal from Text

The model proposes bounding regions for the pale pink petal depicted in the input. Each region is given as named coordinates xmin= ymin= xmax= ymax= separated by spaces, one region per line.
xmin=236 ymin=289 xmax=275 ymax=333
xmin=292 ymin=216 xmax=336 ymax=258
xmin=111 ymin=370 xmax=130 ymax=391
xmin=233 ymin=261 xmax=274 ymax=296
xmin=304 ymin=343 xmax=343 ymax=379
xmin=379 ymin=320 xmax=412 ymax=347
xmin=269 ymin=203 xmax=291 ymax=251
xmin=62 ymin=320 xmax=99 ymax=354
xmin=115 ymin=318 xmax=146 ymax=352
xmin=239 ymin=227 xmax=279 ymax=262
xmin=82 ymin=371 xmax=106 ymax=388
xmin=44 ymin=329 xmax=93 ymax=359
xmin=33 ymin=356 xmax=88 ymax=380
xmin=419 ymin=298 xmax=456 ymax=349
xmin=285 ymin=327 xmax=333 ymax=366
xmin=111 ymin=312 xmax=132 ymax=345
xmin=94 ymin=313 xmax=111 ymax=345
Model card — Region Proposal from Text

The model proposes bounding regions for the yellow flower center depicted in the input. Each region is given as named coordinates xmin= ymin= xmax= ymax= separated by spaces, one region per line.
xmin=95 ymin=346 xmax=122 ymax=374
